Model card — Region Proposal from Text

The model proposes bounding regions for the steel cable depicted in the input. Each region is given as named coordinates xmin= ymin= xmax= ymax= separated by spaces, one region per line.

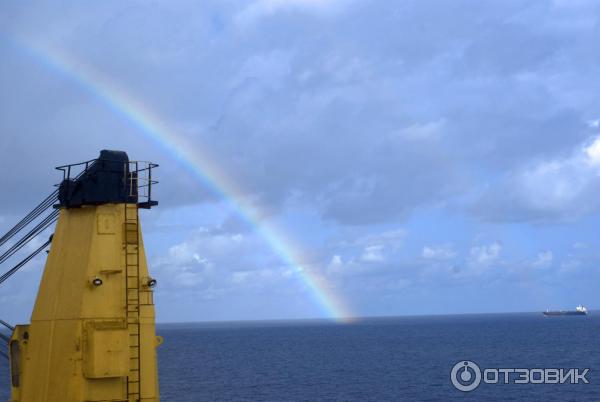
xmin=0 ymin=190 xmax=58 ymax=248
xmin=0 ymin=210 xmax=58 ymax=266
xmin=0 ymin=236 xmax=53 ymax=286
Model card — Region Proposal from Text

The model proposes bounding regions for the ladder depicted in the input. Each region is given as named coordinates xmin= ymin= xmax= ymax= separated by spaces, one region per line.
xmin=124 ymin=202 xmax=141 ymax=402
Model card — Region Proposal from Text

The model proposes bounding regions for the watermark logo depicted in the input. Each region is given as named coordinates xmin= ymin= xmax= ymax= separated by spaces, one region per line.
xmin=451 ymin=361 xmax=482 ymax=392
xmin=451 ymin=361 xmax=590 ymax=392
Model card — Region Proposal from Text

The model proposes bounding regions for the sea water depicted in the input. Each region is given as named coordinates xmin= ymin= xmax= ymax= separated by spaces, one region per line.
xmin=1 ymin=313 xmax=598 ymax=401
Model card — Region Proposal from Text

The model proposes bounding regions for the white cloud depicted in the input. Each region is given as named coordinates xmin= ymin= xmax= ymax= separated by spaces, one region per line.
xmin=151 ymin=225 xmax=267 ymax=296
xmin=470 ymin=242 xmax=502 ymax=265
xmin=173 ymin=270 xmax=204 ymax=288
xmin=519 ymin=160 xmax=585 ymax=208
xmin=477 ymin=135 xmax=600 ymax=221
xmin=422 ymin=244 xmax=456 ymax=260
xmin=354 ymin=229 xmax=406 ymax=247
xmin=361 ymin=245 xmax=385 ymax=262
xmin=584 ymin=136 xmax=600 ymax=165
xmin=396 ymin=120 xmax=445 ymax=141
xmin=532 ymin=250 xmax=553 ymax=268
xmin=518 ymin=136 xmax=600 ymax=210
xmin=329 ymin=254 xmax=343 ymax=267
xmin=231 ymin=271 xmax=251 ymax=284
xmin=560 ymin=259 xmax=581 ymax=273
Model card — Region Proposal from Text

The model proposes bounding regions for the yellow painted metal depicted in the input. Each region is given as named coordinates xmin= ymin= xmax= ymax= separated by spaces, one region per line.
xmin=9 ymin=203 xmax=160 ymax=402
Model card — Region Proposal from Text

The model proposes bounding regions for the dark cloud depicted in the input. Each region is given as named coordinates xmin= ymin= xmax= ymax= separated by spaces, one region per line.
xmin=1 ymin=0 xmax=599 ymax=224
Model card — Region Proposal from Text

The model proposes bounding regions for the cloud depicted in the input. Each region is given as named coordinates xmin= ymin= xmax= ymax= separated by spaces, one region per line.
xmin=588 ymin=119 xmax=600 ymax=129
xmin=396 ymin=120 xmax=445 ymax=141
xmin=2 ymin=0 xmax=597 ymax=226
xmin=560 ymin=259 xmax=581 ymax=273
xmin=151 ymin=225 xmax=265 ymax=295
xmin=422 ymin=244 xmax=457 ymax=260
xmin=532 ymin=250 xmax=553 ymax=268
xmin=585 ymin=136 xmax=600 ymax=165
xmin=329 ymin=254 xmax=343 ymax=267
xmin=473 ymin=135 xmax=600 ymax=222
xmin=2 ymin=1 xmax=600 ymax=320
xmin=235 ymin=0 xmax=350 ymax=24
xmin=361 ymin=245 xmax=384 ymax=262
xmin=469 ymin=242 xmax=502 ymax=265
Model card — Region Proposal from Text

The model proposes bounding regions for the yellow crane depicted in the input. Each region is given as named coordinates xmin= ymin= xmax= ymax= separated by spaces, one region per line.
xmin=6 ymin=150 xmax=161 ymax=402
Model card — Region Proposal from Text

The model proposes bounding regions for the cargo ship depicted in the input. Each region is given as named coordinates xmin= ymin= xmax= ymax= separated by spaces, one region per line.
xmin=543 ymin=305 xmax=588 ymax=316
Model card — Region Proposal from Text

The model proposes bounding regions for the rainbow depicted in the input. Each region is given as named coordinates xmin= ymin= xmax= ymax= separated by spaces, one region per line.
xmin=5 ymin=33 xmax=354 ymax=322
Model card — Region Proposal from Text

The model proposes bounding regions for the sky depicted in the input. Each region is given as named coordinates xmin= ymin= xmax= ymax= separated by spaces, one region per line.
xmin=0 ymin=0 xmax=600 ymax=323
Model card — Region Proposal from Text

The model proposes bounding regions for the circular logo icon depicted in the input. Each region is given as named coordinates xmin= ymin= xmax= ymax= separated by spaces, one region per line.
xmin=451 ymin=360 xmax=482 ymax=392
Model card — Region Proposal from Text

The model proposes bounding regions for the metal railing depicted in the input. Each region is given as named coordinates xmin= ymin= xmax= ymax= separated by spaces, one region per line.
xmin=55 ymin=158 xmax=158 ymax=208
xmin=127 ymin=161 xmax=159 ymax=208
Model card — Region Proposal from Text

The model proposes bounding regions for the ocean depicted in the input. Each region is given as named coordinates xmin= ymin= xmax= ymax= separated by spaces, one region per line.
xmin=1 ymin=313 xmax=599 ymax=401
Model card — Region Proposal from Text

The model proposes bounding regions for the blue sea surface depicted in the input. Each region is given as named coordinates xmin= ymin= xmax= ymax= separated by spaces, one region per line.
xmin=1 ymin=313 xmax=599 ymax=401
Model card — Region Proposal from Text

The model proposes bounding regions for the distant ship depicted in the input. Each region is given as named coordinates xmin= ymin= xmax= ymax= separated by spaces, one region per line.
xmin=543 ymin=305 xmax=588 ymax=316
